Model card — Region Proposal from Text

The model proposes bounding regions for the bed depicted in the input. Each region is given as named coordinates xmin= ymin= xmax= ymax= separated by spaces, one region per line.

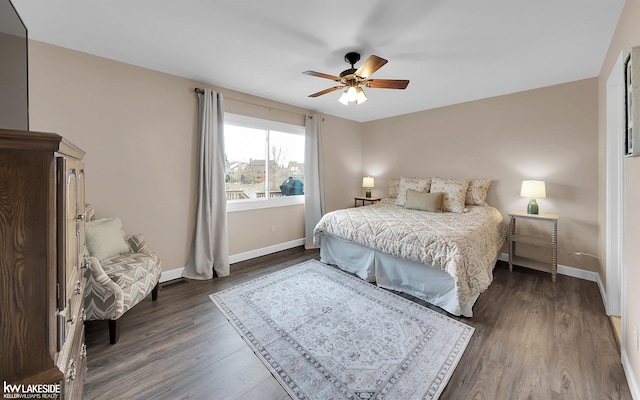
xmin=313 ymin=177 xmax=507 ymax=317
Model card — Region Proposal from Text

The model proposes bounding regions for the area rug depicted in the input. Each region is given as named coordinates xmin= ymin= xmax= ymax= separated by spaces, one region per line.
xmin=210 ymin=260 xmax=474 ymax=400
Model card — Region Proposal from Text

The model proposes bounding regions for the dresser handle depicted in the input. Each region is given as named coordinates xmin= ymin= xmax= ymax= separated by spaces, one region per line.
xmin=77 ymin=213 xmax=86 ymax=221
xmin=74 ymin=281 xmax=82 ymax=295
xmin=66 ymin=360 xmax=77 ymax=382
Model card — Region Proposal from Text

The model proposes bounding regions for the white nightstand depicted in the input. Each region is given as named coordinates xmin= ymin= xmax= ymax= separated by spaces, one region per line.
xmin=508 ymin=211 xmax=559 ymax=282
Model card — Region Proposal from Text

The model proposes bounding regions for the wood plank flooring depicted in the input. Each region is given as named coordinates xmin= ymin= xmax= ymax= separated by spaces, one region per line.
xmin=83 ymin=247 xmax=631 ymax=399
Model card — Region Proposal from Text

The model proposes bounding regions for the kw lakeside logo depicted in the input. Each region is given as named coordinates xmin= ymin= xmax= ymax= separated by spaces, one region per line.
xmin=3 ymin=381 xmax=60 ymax=399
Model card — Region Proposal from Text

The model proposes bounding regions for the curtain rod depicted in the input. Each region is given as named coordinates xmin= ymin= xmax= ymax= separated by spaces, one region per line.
xmin=194 ymin=87 xmax=310 ymax=118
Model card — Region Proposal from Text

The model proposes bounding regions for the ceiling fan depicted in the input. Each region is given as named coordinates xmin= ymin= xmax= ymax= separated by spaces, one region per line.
xmin=303 ymin=52 xmax=410 ymax=105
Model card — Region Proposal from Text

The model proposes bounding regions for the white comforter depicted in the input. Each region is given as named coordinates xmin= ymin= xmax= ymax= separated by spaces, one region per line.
xmin=314 ymin=199 xmax=507 ymax=308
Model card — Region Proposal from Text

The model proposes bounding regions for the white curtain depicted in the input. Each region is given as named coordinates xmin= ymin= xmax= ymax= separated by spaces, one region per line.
xmin=304 ymin=114 xmax=324 ymax=249
xmin=183 ymin=89 xmax=230 ymax=279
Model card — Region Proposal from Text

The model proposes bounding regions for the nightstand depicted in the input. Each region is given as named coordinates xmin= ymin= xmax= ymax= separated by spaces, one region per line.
xmin=508 ymin=211 xmax=559 ymax=282
xmin=354 ymin=196 xmax=381 ymax=207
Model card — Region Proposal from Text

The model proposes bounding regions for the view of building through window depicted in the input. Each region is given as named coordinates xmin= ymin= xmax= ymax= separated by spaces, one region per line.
xmin=224 ymin=115 xmax=305 ymax=202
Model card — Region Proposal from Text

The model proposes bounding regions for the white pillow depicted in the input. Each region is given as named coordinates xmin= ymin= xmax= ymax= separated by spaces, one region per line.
xmin=395 ymin=176 xmax=431 ymax=206
xmin=466 ymin=179 xmax=491 ymax=206
xmin=85 ymin=217 xmax=130 ymax=261
xmin=429 ymin=177 xmax=470 ymax=213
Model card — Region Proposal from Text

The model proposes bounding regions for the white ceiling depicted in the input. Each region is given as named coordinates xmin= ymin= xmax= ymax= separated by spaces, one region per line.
xmin=12 ymin=0 xmax=625 ymax=122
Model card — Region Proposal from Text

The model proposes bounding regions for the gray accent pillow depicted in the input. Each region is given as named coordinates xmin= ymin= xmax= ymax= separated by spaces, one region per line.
xmin=85 ymin=217 xmax=130 ymax=261
xmin=404 ymin=190 xmax=443 ymax=212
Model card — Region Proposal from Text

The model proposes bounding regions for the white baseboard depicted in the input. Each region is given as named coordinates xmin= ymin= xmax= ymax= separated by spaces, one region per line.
xmin=498 ymin=252 xmax=600 ymax=283
xmin=159 ymin=238 xmax=305 ymax=283
xmin=622 ymin=349 xmax=640 ymax=400
xmin=228 ymin=238 xmax=305 ymax=264
xmin=159 ymin=267 xmax=184 ymax=283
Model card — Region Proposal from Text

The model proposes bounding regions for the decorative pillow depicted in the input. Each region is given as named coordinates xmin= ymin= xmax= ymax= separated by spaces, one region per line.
xmin=466 ymin=179 xmax=491 ymax=206
xmin=429 ymin=177 xmax=470 ymax=213
xmin=85 ymin=217 xmax=130 ymax=261
xmin=395 ymin=176 xmax=431 ymax=206
xmin=388 ymin=178 xmax=400 ymax=198
xmin=404 ymin=190 xmax=443 ymax=212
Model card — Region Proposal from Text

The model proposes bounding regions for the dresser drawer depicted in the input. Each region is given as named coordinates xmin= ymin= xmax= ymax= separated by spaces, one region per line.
xmin=58 ymin=268 xmax=86 ymax=351
xmin=56 ymin=268 xmax=87 ymax=400
xmin=61 ymin=325 xmax=86 ymax=400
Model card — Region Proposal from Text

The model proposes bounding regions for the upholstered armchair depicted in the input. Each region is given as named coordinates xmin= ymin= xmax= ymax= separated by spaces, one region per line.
xmin=83 ymin=205 xmax=161 ymax=344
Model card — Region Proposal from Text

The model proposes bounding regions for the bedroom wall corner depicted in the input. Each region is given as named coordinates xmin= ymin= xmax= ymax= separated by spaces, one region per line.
xmin=320 ymin=115 xmax=364 ymax=212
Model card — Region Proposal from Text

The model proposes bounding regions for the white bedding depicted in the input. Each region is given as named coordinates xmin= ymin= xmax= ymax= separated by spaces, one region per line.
xmin=314 ymin=198 xmax=506 ymax=315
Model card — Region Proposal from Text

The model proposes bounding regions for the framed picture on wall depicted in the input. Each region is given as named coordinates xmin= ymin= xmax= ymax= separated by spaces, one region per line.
xmin=624 ymin=46 xmax=640 ymax=157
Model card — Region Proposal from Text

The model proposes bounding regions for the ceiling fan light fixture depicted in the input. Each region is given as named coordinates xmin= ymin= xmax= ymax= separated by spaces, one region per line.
xmin=355 ymin=87 xmax=368 ymax=104
xmin=346 ymin=86 xmax=358 ymax=102
xmin=338 ymin=90 xmax=350 ymax=105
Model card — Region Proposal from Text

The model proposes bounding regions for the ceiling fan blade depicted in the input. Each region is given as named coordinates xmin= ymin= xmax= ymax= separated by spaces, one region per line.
xmin=308 ymin=86 xmax=344 ymax=97
xmin=303 ymin=70 xmax=341 ymax=81
xmin=355 ymin=55 xmax=388 ymax=78
xmin=366 ymin=79 xmax=410 ymax=89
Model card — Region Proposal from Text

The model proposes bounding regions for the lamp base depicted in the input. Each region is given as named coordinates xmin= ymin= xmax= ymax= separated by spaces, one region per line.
xmin=365 ymin=188 xmax=371 ymax=198
xmin=527 ymin=198 xmax=539 ymax=214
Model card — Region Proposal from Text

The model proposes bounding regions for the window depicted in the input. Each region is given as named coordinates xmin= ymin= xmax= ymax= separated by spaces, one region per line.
xmin=224 ymin=113 xmax=305 ymax=212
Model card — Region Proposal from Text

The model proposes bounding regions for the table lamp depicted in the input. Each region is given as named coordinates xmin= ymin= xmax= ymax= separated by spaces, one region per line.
xmin=520 ymin=180 xmax=546 ymax=214
xmin=362 ymin=177 xmax=374 ymax=198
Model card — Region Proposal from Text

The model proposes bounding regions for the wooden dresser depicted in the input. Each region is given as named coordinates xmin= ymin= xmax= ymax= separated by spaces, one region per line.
xmin=0 ymin=129 xmax=87 ymax=399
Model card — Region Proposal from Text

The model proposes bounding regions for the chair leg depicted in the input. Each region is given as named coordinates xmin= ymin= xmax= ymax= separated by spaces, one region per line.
xmin=152 ymin=283 xmax=159 ymax=301
xmin=108 ymin=319 xmax=120 ymax=344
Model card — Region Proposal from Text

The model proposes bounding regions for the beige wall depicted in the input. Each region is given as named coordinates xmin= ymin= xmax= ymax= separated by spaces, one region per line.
xmin=362 ymin=79 xmax=599 ymax=270
xmin=27 ymin=40 xmax=363 ymax=271
xmin=28 ymin=39 xmax=601 ymax=275
xmin=0 ymin=32 xmax=28 ymax=130
xmin=320 ymin=116 xmax=364 ymax=212
xmin=599 ymin=0 xmax=640 ymax=391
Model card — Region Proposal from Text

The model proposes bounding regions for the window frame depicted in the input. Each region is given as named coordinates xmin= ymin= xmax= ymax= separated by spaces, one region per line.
xmin=224 ymin=113 xmax=305 ymax=213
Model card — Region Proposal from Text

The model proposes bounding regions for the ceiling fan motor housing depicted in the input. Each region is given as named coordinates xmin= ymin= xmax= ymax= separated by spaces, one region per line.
xmin=340 ymin=52 xmax=361 ymax=78
xmin=344 ymin=52 xmax=361 ymax=67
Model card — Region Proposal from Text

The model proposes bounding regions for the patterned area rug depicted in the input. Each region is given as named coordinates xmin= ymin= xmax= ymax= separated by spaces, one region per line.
xmin=210 ymin=260 xmax=474 ymax=400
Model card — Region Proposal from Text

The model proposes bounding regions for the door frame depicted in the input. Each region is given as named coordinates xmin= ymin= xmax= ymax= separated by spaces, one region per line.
xmin=605 ymin=51 xmax=626 ymax=326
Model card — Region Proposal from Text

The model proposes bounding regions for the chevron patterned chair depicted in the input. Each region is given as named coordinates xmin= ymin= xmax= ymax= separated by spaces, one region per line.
xmin=83 ymin=204 xmax=161 ymax=344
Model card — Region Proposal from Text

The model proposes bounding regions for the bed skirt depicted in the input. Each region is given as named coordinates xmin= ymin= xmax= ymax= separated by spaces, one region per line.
xmin=320 ymin=233 xmax=492 ymax=317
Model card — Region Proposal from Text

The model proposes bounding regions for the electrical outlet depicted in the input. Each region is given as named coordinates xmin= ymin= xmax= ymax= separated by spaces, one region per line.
xmin=635 ymin=324 xmax=639 ymax=351
xmin=271 ymin=225 xmax=276 ymax=233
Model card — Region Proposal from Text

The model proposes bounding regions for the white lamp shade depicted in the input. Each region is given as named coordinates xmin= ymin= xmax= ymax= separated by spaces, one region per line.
xmin=338 ymin=90 xmax=349 ymax=105
xmin=346 ymin=86 xmax=358 ymax=102
xmin=355 ymin=87 xmax=368 ymax=104
xmin=362 ymin=177 xmax=375 ymax=188
xmin=520 ymin=180 xmax=546 ymax=198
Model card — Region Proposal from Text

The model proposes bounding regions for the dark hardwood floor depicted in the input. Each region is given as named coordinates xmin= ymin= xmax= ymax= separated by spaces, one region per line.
xmin=83 ymin=247 xmax=631 ymax=399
